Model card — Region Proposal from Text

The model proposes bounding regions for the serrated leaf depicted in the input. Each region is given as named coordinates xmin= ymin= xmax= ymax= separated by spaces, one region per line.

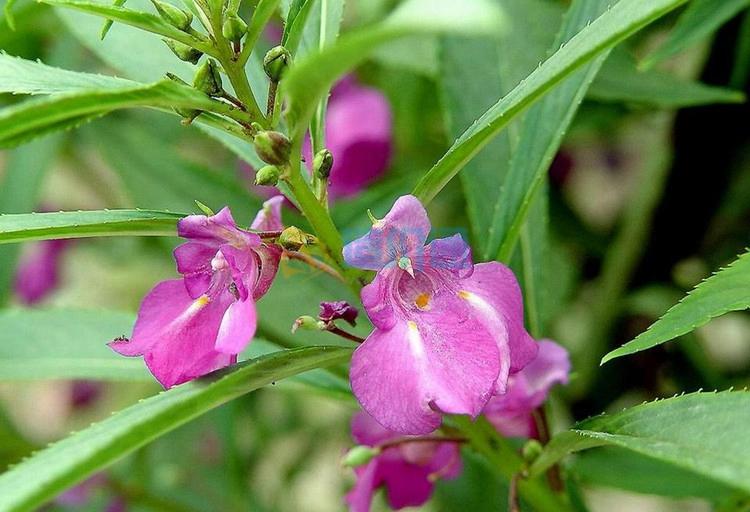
xmin=602 ymin=249 xmax=750 ymax=363
xmin=412 ymin=0 xmax=690 ymax=206
xmin=0 ymin=79 xmax=224 ymax=148
xmin=0 ymin=345 xmax=352 ymax=511
xmin=0 ymin=210 xmax=186 ymax=243
xmin=641 ymin=0 xmax=750 ymax=69
xmin=590 ymin=48 xmax=746 ymax=107
xmin=531 ymin=391 xmax=750 ymax=495
xmin=282 ymin=0 xmax=505 ymax=137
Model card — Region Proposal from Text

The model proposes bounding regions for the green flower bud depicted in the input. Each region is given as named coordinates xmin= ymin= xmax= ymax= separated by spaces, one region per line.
xmin=292 ymin=315 xmax=324 ymax=333
xmin=521 ymin=439 xmax=543 ymax=464
xmin=174 ymin=107 xmax=201 ymax=124
xmin=254 ymin=165 xmax=282 ymax=186
xmin=193 ymin=58 xmax=223 ymax=96
xmin=342 ymin=445 xmax=380 ymax=468
xmin=222 ymin=13 xmax=248 ymax=43
xmin=253 ymin=130 xmax=291 ymax=165
xmin=151 ymin=0 xmax=193 ymax=31
xmin=278 ymin=226 xmax=309 ymax=252
xmin=263 ymin=45 xmax=291 ymax=81
xmin=313 ymin=148 xmax=334 ymax=179
xmin=164 ymin=39 xmax=203 ymax=64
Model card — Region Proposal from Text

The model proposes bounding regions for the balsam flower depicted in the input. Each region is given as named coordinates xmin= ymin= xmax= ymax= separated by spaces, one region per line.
xmin=344 ymin=195 xmax=537 ymax=434
xmin=110 ymin=207 xmax=281 ymax=388
xmin=345 ymin=411 xmax=461 ymax=512
xmin=483 ymin=340 xmax=570 ymax=438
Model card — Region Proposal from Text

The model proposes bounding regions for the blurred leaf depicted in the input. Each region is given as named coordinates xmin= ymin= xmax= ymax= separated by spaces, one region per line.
xmin=0 ymin=209 xmax=185 ymax=243
xmin=590 ymin=49 xmax=746 ymax=107
xmin=0 ymin=345 xmax=352 ymax=512
xmin=39 ymin=0 xmax=213 ymax=54
xmin=0 ymin=52 xmax=136 ymax=94
xmin=531 ymin=391 xmax=750 ymax=495
xmin=283 ymin=0 xmax=505 ymax=137
xmin=412 ymin=0 xmax=690 ymax=206
xmin=281 ymin=0 xmax=315 ymax=54
xmin=0 ymin=309 xmax=148 ymax=381
xmin=730 ymin=9 xmax=750 ymax=88
xmin=572 ymin=446 xmax=736 ymax=500
xmin=0 ymin=135 xmax=62 ymax=302
xmin=641 ymin=0 xmax=750 ymax=69
xmin=602 ymin=249 xmax=750 ymax=363
xmin=0 ymin=80 xmax=229 ymax=148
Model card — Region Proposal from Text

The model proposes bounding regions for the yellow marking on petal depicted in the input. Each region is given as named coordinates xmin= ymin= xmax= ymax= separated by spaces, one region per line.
xmin=415 ymin=293 xmax=431 ymax=310
xmin=407 ymin=321 xmax=418 ymax=331
xmin=196 ymin=295 xmax=210 ymax=306
xmin=458 ymin=290 xmax=472 ymax=300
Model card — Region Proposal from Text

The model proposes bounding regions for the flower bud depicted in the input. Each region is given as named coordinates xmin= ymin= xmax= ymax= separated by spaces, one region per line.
xmin=253 ymin=130 xmax=291 ymax=165
xmin=164 ymin=39 xmax=203 ymax=64
xmin=263 ymin=45 xmax=291 ymax=81
xmin=313 ymin=149 xmax=334 ymax=179
xmin=222 ymin=13 xmax=247 ymax=43
xmin=521 ymin=439 xmax=543 ymax=464
xmin=278 ymin=226 xmax=308 ymax=252
xmin=193 ymin=58 xmax=223 ymax=96
xmin=254 ymin=165 xmax=282 ymax=186
xmin=151 ymin=0 xmax=193 ymax=31
xmin=292 ymin=315 xmax=324 ymax=333
xmin=342 ymin=445 xmax=380 ymax=468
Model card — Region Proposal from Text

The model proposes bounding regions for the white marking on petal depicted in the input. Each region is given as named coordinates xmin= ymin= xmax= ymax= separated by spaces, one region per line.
xmin=458 ymin=290 xmax=511 ymax=385
xmin=406 ymin=320 xmax=427 ymax=360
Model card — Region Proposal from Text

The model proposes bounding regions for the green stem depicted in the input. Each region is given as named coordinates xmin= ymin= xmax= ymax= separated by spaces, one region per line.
xmin=452 ymin=416 xmax=572 ymax=512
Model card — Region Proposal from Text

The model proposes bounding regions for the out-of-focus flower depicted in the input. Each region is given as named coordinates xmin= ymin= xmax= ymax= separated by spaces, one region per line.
xmin=70 ymin=380 xmax=103 ymax=409
xmin=319 ymin=300 xmax=359 ymax=326
xmin=56 ymin=474 xmax=126 ymax=511
xmin=110 ymin=207 xmax=281 ymax=388
xmin=483 ymin=340 xmax=570 ymax=438
xmin=343 ymin=195 xmax=537 ymax=434
xmin=345 ymin=411 xmax=461 ymax=512
xmin=14 ymin=239 xmax=70 ymax=305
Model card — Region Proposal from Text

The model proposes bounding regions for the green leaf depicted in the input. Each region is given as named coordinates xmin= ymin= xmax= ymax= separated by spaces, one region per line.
xmin=602 ymin=249 xmax=750 ymax=364
xmin=0 ymin=79 xmax=227 ymax=148
xmin=282 ymin=0 xmax=505 ymax=137
xmin=641 ymin=0 xmax=750 ymax=69
xmin=0 ymin=52 xmax=137 ymax=94
xmin=0 ymin=136 xmax=62 ymax=303
xmin=0 ymin=209 xmax=186 ymax=244
xmin=281 ymin=0 xmax=316 ymax=54
xmin=0 ymin=309 xmax=148 ymax=381
xmin=531 ymin=391 xmax=750 ymax=495
xmin=412 ymin=0 xmax=690 ymax=206
xmin=0 ymin=345 xmax=352 ymax=511
xmin=590 ymin=49 xmax=746 ymax=107
xmin=39 ymin=0 xmax=214 ymax=55
xmin=244 ymin=0 xmax=280 ymax=52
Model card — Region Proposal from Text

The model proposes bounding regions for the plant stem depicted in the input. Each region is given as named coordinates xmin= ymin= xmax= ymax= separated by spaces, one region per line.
xmin=325 ymin=324 xmax=365 ymax=343
xmin=532 ymin=406 xmax=564 ymax=492
xmin=283 ymin=250 xmax=344 ymax=282
xmin=452 ymin=416 xmax=572 ymax=512
xmin=378 ymin=436 xmax=467 ymax=451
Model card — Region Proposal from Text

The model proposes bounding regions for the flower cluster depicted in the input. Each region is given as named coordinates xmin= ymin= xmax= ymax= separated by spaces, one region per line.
xmin=110 ymin=198 xmax=284 ymax=388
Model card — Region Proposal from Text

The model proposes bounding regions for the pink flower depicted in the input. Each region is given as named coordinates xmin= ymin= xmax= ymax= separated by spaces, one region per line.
xmin=319 ymin=300 xmax=358 ymax=326
xmin=345 ymin=411 xmax=461 ymax=512
xmin=110 ymin=207 xmax=281 ymax=388
xmin=483 ymin=340 xmax=570 ymax=438
xmin=13 ymin=239 xmax=69 ymax=305
xmin=56 ymin=474 xmax=126 ymax=511
xmin=250 ymin=195 xmax=284 ymax=232
xmin=343 ymin=195 xmax=538 ymax=434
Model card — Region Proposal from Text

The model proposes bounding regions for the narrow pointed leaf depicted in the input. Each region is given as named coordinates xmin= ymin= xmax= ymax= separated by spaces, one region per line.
xmin=602 ymin=249 xmax=750 ymax=364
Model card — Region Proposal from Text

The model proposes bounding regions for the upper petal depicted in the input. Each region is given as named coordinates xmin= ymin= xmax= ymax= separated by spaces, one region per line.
xmin=518 ymin=339 xmax=571 ymax=406
xmin=250 ymin=195 xmax=285 ymax=231
xmin=343 ymin=195 xmax=430 ymax=271
xmin=178 ymin=206 xmax=260 ymax=249
xmin=415 ymin=234 xmax=473 ymax=277
xmin=460 ymin=262 xmax=538 ymax=376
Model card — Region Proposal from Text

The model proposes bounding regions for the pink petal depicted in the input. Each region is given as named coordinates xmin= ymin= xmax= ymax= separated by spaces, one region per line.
xmin=252 ymin=244 xmax=282 ymax=299
xmin=416 ymin=234 xmax=473 ymax=277
xmin=173 ymin=242 xmax=216 ymax=298
xmin=351 ymin=411 xmax=398 ymax=446
xmin=14 ymin=239 xmax=69 ymax=305
xmin=250 ymin=195 xmax=285 ymax=231
xmin=345 ymin=460 xmax=379 ymax=512
xmin=381 ymin=459 xmax=434 ymax=510
xmin=214 ymin=297 xmax=257 ymax=354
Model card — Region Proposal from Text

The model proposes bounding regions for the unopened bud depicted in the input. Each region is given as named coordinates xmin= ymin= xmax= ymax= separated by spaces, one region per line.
xmin=253 ymin=130 xmax=291 ymax=165
xmin=164 ymin=39 xmax=202 ymax=64
xmin=342 ymin=445 xmax=380 ymax=468
xmin=194 ymin=58 xmax=223 ymax=96
xmin=254 ymin=165 xmax=282 ymax=186
xmin=292 ymin=315 xmax=324 ymax=333
xmin=222 ymin=13 xmax=247 ymax=42
xmin=279 ymin=226 xmax=309 ymax=251
xmin=151 ymin=0 xmax=192 ymax=31
xmin=313 ymin=149 xmax=334 ymax=179
xmin=263 ymin=45 xmax=291 ymax=81
xmin=521 ymin=439 xmax=543 ymax=464
xmin=174 ymin=107 xmax=201 ymax=124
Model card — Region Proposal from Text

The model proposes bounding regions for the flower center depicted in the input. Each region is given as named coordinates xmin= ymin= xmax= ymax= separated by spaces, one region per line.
xmin=415 ymin=293 xmax=430 ymax=310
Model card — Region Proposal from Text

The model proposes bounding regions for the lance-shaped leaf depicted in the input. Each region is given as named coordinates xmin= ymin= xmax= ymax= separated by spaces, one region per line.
xmin=0 ymin=210 xmax=186 ymax=243
xmin=412 ymin=0 xmax=690 ymax=205
xmin=0 ymin=346 xmax=352 ymax=512
xmin=602 ymin=249 xmax=750 ymax=363
xmin=530 ymin=391 xmax=750 ymax=495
